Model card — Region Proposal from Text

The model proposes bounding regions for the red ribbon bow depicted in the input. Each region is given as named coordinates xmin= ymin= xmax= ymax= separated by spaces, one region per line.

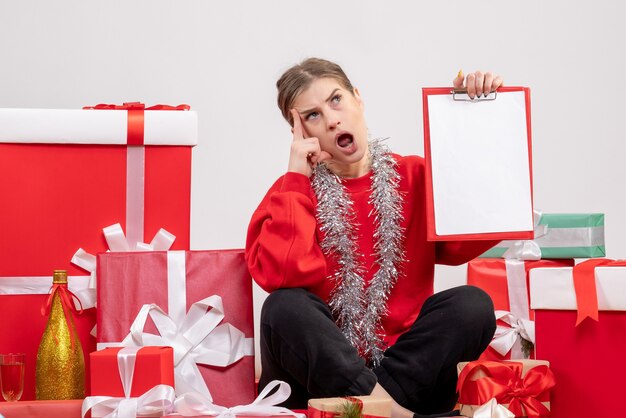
xmin=457 ymin=361 xmax=556 ymax=418
xmin=41 ymin=283 xmax=84 ymax=348
xmin=573 ymin=258 xmax=626 ymax=326
xmin=82 ymin=102 xmax=190 ymax=145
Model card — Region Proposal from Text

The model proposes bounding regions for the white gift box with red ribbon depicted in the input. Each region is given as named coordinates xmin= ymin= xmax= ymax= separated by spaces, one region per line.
xmin=0 ymin=104 xmax=197 ymax=145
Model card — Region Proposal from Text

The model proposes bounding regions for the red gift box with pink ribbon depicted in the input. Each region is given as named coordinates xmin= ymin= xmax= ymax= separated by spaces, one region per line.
xmin=530 ymin=259 xmax=626 ymax=418
xmin=0 ymin=103 xmax=196 ymax=400
xmin=96 ymin=249 xmax=256 ymax=407
xmin=467 ymin=258 xmax=574 ymax=361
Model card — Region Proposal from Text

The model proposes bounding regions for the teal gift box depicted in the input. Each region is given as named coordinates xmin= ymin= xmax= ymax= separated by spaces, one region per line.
xmin=481 ymin=213 xmax=605 ymax=259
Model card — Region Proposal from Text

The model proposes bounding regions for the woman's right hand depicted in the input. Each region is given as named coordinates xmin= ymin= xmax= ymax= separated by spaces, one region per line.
xmin=287 ymin=109 xmax=331 ymax=177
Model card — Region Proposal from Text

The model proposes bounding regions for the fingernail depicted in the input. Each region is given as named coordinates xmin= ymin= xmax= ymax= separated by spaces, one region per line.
xmin=457 ymin=69 xmax=463 ymax=79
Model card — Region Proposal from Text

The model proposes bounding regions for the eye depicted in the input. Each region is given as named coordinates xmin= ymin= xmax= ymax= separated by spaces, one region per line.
xmin=331 ymin=94 xmax=342 ymax=104
xmin=305 ymin=111 xmax=320 ymax=121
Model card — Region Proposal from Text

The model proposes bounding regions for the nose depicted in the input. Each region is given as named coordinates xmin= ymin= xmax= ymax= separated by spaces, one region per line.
xmin=326 ymin=111 xmax=341 ymax=130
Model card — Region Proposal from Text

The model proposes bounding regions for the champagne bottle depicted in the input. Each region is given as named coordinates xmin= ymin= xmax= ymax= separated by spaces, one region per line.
xmin=35 ymin=270 xmax=85 ymax=399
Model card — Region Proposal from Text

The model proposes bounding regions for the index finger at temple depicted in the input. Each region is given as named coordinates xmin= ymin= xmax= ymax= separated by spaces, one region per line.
xmin=291 ymin=109 xmax=305 ymax=141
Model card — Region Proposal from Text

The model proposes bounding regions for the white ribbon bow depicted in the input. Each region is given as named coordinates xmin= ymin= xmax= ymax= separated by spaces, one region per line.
xmin=490 ymin=310 xmax=535 ymax=358
xmin=503 ymin=210 xmax=548 ymax=261
xmin=173 ymin=380 xmax=305 ymax=418
xmin=82 ymin=384 xmax=175 ymax=418
xmin=120 ymin=295 xmax=254 ymax=399
xmin=71 ymin=222 xmax=175 ymax=310
xmin=101 ymin=223 xmax=176 ymax=253
xmin=473 ymin=399 xmax=514 ymax=418
xmin=82 ymin=346 xmax=175 ymax=418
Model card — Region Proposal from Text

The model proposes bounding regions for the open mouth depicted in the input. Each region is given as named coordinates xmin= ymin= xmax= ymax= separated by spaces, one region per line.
xmin=336 ymin=133 xmax=354 ymax=148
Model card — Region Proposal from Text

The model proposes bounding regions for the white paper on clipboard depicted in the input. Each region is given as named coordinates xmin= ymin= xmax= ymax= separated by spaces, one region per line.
xmin=427 ymin=90 xmax=533 ymax=236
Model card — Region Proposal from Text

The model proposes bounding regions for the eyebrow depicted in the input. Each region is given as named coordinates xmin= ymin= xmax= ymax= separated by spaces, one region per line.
xmin=298 ymin=88 xmax=342 ymax=116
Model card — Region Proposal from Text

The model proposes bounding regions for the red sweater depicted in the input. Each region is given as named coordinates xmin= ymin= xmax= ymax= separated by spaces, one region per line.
xmin=246 ymin=154 xmax=498 ymax=346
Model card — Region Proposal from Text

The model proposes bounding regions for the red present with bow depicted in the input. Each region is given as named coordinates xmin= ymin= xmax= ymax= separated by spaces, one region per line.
xmin=96 ymin=249 xmax=256 ymax=407
xmin=0 ymin=103 xmax=195 ymax=400
xmin=467 ymin=258 xmax=574 ymax=360
xmin=457 ymin=360 xmax=555 ymax=417
xmin=90 ymin=346 xmax=175 ymax=398
xmin=85 ymin=346 xmax=176 ymax=417
xmin=529 ymin=259 xmax=626 ymax=418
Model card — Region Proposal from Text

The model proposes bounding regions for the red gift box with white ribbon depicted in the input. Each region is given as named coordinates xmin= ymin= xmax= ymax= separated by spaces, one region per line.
xmin=530 ymin=259 xmax=626 ymax=418
xmin=96 ymin=249 xmax=256 ymax=407
xmin=467 ymin=258 xmax=574 ymax=361
xmin=85 ymin=346 xmax=176 ymax=417
xmin=90 ymin=346 xmax=175 ymax=398
xmin=0 ymin=103 xmax=196 ymax=400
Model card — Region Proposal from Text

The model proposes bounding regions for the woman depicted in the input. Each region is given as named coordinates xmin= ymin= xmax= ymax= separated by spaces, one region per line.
xmin=246 ymin=58 xmax=501 ymax=418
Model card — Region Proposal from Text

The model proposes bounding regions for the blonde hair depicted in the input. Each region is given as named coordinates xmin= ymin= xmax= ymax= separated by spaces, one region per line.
xmin=276 ymin=58 xmax=354 ymax=126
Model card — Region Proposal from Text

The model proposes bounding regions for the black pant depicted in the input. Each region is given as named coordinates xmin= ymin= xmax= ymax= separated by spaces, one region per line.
xmin=259 ymin=285 xmax=495 ymax=416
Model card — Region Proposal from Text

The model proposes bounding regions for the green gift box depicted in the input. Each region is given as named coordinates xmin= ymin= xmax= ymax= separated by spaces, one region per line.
xmin=481 ymin=213 xmax=605 ymax=259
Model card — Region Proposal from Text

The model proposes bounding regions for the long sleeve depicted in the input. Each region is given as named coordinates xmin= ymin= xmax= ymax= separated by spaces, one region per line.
xmin=245 ymin=172 xmax=329 ymax=292
xmin=434 ymin=239 xmax=501 ymax=266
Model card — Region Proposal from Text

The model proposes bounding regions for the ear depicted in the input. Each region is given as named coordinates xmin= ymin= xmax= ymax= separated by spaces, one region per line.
xmin=353 ymin=87 xmax=364 ymax=110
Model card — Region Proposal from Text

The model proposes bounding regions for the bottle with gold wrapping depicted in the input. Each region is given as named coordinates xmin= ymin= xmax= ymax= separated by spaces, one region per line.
xmin=35 ymin=270 xmax=85 ymax=399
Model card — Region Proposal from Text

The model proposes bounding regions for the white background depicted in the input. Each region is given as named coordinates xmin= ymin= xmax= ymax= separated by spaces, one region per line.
xmin=2 ymin=0 xmax=625 ymax=376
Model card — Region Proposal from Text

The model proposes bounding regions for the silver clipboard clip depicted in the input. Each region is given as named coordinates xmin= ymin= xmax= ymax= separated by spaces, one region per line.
xmin=452 ymin=88 xmax=497 ymax=101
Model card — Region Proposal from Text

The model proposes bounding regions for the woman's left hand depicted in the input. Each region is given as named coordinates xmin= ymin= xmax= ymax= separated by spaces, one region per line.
xmin=453 ymin=70 xmax=503 ymax=99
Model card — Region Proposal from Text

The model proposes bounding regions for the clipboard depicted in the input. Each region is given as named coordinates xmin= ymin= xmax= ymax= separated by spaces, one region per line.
xmin=422 ymin=86 xmax=534 ymax=241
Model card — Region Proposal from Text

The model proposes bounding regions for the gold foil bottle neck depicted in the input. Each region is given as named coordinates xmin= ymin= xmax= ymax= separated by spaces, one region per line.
xmin=52 ymin=270 xmax=68 ymax=284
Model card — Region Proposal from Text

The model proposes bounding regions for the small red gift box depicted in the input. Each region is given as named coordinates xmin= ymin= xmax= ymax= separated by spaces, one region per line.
xmin=90 ymin=346 xmax=174 ymax=397
xmin=530 ymin=259 xmax=626 ymax=418
xmin=0 ymin=104 xmax=195 ymax=400
xmin=467 ymin=258 xmax=574 ymax=360
xmin=457 ymin=360 xmax=555 ymax=418
xmin=97 ymin=249 xmax=255 ymax=407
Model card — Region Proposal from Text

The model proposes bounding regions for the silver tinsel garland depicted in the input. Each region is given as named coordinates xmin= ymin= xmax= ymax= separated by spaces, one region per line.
xmin=311 ymin=139 xmax=405 ymax=367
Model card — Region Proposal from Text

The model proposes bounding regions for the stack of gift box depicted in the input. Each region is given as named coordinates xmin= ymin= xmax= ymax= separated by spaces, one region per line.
xmin=459 ymin=211 xmax=625 ymax=417
xmin=0 ymin=104 xmax=262 ymax=417
xmin=0 ymin=103 xmax=390 ymax=418
xmin=2 ymin=102 xmax=625 ymax=418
